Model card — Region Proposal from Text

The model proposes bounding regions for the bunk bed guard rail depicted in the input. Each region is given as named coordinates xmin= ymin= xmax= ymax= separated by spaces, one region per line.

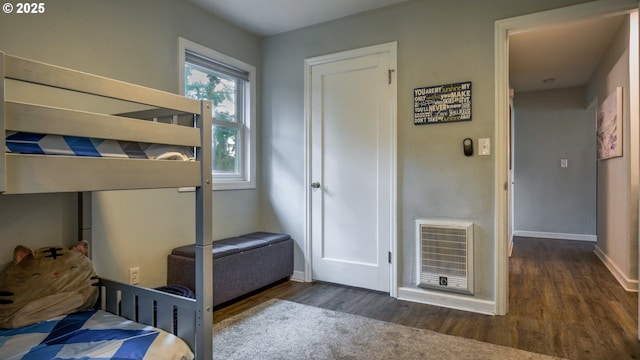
xmin=99 ymin=278 xmax=197 ymax=350
xmin=0 ymin=51 xmax=206 ymax=194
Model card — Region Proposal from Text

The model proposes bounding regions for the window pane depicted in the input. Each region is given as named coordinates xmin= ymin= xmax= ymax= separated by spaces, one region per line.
xmin=185 ymin=63 xmax=237 ymax=123
xmin=212 ymin=125 xmax=238 ymax=173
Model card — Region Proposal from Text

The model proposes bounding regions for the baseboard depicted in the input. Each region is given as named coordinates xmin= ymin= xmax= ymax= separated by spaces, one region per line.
xmin=513 ymin=230 xmax=596 ymax=242
xmin=289 ymin=270 xmax=306 ymax=282
xmin=593 ymin=246 xmax=638 ymax=292
xmin=397 ymin=287 xmax=496 ymax=315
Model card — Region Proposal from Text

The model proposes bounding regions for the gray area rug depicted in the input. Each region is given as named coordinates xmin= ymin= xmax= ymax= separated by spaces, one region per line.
xmin=213 ymin=299 xmax=563 ymax=360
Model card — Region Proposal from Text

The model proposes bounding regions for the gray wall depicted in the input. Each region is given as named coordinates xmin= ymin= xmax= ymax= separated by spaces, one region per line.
xmin=0 ymin=194 xmax=77 ymax=268
xmin=513 ymin=87 xmax=597 ymax=237
xmin=0 ymin=0 xmax=262 ymax=286
xmin=1 ymin=0 xmax=626 ymax=300
xmin=260 ymin=0 xmax=593 ymax=302
xmin=586 ymin=15 xmax=638 ymax=284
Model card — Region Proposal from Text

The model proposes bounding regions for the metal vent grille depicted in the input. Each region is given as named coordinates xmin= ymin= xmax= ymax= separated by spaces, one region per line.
xmin=416 ymin=220 xmax=474 ymax=295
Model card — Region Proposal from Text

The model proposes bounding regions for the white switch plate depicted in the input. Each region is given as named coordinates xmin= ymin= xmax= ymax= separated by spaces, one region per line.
xmin=561 ymin=159 xmax=568 ymax=168
xmin=479 ymin=138 xmax=490 ymax=156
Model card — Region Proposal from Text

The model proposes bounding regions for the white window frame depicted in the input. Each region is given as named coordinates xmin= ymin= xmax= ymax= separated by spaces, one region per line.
xmin=178 ymin=37 xmax=256 ymax=190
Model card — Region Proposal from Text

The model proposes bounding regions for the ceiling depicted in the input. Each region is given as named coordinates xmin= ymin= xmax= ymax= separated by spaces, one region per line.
xmin=189 ymin=0 xmax=626 ymax=93
xmin=188 ymin=0 xmax=411 ymax=37
xmin=509 ymin=15 xmax=625 ymax=93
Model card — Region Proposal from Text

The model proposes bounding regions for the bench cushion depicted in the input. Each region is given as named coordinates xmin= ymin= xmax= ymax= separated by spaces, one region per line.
xmin=171 ymin=232 xmax=291 ymax=259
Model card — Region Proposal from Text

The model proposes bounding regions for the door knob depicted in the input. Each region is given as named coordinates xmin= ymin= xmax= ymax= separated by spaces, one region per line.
xmin=311 ymin=182 xmax=321 ymax=189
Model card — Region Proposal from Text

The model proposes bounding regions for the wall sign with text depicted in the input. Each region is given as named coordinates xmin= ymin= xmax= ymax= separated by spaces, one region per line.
xmin=414 ymin=81 xmax=472 ymax=125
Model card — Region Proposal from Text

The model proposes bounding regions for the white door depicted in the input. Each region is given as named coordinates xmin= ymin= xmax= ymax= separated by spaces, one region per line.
xmin=307 ymin=43 xmax=396 ymax=293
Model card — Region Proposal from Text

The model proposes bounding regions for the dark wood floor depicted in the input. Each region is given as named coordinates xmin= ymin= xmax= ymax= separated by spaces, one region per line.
xmin=213 ymin=237 xmax=640 ymax=360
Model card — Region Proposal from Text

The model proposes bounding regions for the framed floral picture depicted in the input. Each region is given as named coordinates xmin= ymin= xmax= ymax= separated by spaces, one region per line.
xmin=597 ymin=87 xmax=623 ymax=160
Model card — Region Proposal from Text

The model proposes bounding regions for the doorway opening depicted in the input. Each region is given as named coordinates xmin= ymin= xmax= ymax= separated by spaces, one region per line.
xmin=495 ymin=0 xmax=639 ymax=319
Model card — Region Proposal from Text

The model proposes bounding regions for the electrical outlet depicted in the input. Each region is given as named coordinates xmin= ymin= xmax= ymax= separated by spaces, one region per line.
xmin=129 ymin=267 xmax=140 ymax=285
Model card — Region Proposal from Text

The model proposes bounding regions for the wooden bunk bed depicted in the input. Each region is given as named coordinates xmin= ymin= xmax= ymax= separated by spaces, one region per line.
xmin=0 ymin=52 xmax=213 ymax=360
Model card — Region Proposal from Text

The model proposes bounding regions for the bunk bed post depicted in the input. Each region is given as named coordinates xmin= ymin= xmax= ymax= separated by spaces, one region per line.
xmin=195 ymin=100 xmax=213 ymax=360
xmin=0 ymin=52 xmax=5 ymax=193
xmin=78 ymin=192 xmax=92 ymax=257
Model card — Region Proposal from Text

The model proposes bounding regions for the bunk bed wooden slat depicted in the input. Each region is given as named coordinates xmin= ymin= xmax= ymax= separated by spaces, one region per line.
xmin=6 ymin=101 xmax=201 ymax=147
xmin=5 ymin=154 xmax=200 ymax=194
xmin=121 ymin=290 xmax=136 ymax=320
xmin=105 ymin=287 xmax=119 ymax=315
xmin=137 ymin=296 xmax=154 ymax=325
xmin=176 ymin=307 xmax=196 ymax=350
xmin=155 ymin=302 xmax=173 ymax=332
xmin=4 ymin=54 xmax=200 ymax=115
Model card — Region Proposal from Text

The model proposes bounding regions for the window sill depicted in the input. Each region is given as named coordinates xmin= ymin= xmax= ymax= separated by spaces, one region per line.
xmin=177 ymin=181 xmax=255 ymax=192
xmin=212 ymin=180 xmax=256 ymax=191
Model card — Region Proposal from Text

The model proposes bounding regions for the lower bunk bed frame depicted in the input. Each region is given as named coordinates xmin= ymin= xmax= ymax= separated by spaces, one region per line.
xmin=0 ymin=52 xmax=213 ymax=360
xmin=99 ymin=279 xmax=197 ymax=349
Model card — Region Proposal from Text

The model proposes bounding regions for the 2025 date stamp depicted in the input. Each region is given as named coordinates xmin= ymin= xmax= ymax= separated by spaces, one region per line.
xmin=3 ymin=2 xmax=45 ymax=14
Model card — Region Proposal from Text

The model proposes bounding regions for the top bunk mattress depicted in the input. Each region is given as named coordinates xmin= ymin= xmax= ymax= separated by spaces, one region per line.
xmin=5 ymin=132 xmax=194 ymax=161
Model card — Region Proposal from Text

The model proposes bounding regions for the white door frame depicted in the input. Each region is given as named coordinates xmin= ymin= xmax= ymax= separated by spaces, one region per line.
xmin=494 ymin=0 xmax=638 ymax=316
xmin=303 ymin=42 xmax=398 ymax=297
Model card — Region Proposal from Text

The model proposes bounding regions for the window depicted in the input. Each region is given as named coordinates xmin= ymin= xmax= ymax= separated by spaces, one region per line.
xmin=179 ymin=38 xmax=256 ymax=190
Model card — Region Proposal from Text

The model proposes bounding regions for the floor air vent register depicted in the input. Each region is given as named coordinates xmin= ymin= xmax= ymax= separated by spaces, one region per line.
xmin=416 ymin=219 xmax=474 ymax=295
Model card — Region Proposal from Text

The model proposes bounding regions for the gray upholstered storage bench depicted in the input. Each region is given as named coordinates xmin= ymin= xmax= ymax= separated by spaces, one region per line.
xmin=167 ymin=232 xmax=293 ymax=307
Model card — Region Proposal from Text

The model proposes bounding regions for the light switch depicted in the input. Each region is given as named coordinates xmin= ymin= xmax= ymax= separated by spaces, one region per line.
xmin=561 ymin=159 xmax=568 ymax=168
xmin=478 ymin=138 xmax=490 ymax=156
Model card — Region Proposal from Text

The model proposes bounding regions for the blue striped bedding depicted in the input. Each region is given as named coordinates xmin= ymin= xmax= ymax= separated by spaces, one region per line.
xmin=5 ymin=132 xmax=194 ymax=161
xmin=0 ymin=309 xmax=194 ymax=360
